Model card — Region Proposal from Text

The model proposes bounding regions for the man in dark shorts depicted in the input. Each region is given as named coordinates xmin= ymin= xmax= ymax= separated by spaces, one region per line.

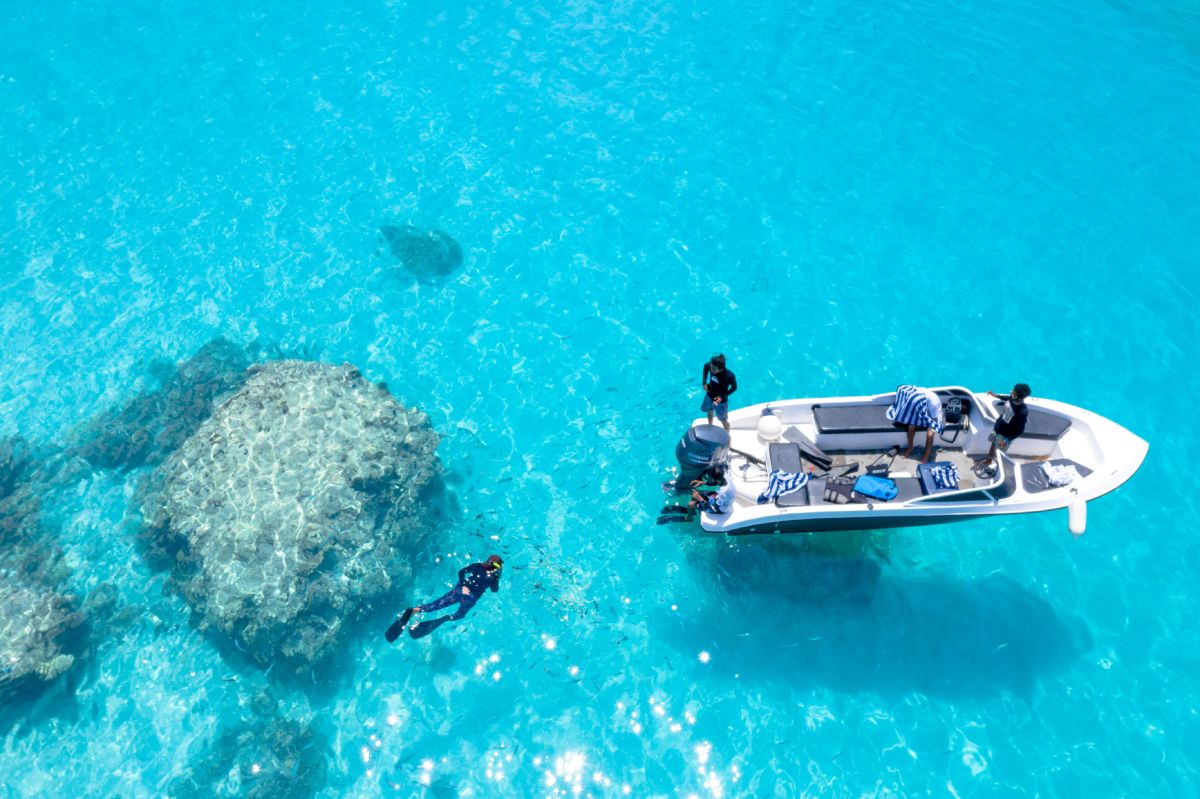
xmin=701 ymin=354 xmax=737 ymax=432
xmin=386 ymin=555 xmax=503 ymax=641
xmin=981 ymin=383 xmax=1031 ymax=467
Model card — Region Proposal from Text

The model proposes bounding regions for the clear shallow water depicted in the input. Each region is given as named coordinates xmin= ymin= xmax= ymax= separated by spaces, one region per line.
xmin=1 ymin=0 xmax=1198 ymax=796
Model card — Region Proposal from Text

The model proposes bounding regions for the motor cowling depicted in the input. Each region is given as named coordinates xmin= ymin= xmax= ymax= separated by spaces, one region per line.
xmin=673 ymin=424 xmax=730 ymax=491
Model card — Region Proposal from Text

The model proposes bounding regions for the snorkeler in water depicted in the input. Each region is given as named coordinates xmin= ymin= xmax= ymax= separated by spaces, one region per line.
xmin=385 ymin=555 xmax=504 ymax=641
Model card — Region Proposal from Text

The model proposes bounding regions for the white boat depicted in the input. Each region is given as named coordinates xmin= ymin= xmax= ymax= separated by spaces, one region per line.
xmin=672 ymin=387 xmax=1148 ymax=535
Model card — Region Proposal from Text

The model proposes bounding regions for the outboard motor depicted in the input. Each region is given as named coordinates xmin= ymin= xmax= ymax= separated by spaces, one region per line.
xmin=672 ymin=424 xmax=730 ymax=492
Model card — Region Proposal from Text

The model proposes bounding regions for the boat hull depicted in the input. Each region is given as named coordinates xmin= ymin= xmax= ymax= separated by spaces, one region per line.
xmin=719 ymin=513 xmax=984 ymax=535
xmin=688 ymin=387 xmax=1148 ymax=536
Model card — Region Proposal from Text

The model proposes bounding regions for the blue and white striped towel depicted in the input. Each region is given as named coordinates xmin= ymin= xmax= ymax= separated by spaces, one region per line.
xmin=757 ymin=469 xmax=810 ymax=503
xmin=885 ymin=385 xmax=944 ymax=434
xmin=929 ymin=462 xmax=960 ymax=489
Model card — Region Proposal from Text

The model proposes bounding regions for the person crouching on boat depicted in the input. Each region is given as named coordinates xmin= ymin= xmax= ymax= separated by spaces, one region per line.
xmin=886 ymin=385 xmax=945 ymax=464
xmin=687 ymin=467 xmax=735 ymax=519
xmin=689 ymin=463 xmax=727 ymax=492
xmin=701 ymin=354 xmax=738 ymax=432
xmin=980 ymin=383 xmax=1031 ymax=468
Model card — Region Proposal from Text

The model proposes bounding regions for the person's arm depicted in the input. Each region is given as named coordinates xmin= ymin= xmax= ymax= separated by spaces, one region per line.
xmin=702 ymin=363 xmax=711 ymax=391
xmin=489 ymin=573 xmax=501 ymax=593
xmin=725 ymin=371 xmax=737 ymax=398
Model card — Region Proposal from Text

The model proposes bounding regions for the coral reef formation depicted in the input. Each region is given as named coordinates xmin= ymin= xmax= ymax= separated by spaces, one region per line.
xmin=140 ymin=361 xmax=440 ymax=672
xmin=0 ymin=438 xmax=83 ymax=703
xmin=380 ymin=224 xmax=463 ymax=282
xmin=168 ymin=689 xmax=328 ymax=799
xmin=70 ymin=338 xmax=252 ymax=471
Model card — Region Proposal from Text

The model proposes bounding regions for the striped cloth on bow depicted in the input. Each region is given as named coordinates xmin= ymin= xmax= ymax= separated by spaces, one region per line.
xmin=885 ymin=385 xmax=944 ymax=434
xmin=929 ymin=462 xmax=960 ymax=489
xmin=757 ymin=469 xmax=810 ymax=503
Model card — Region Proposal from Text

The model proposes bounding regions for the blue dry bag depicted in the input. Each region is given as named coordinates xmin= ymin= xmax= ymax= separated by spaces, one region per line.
xmin=853 ymin=474 xmax=898 ymax=501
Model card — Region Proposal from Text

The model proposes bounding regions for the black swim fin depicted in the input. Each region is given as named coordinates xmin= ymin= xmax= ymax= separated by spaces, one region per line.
xmin=409 ymin=616 xmax=450 ymax=639
xmin=385 ymin=608 xmax=414 ymax=643
xmin=660 ymin=504 xmax=689 ymax=514
xmin=783 ymin=427 xmax=834 ymax=471
xmin=656 ymin=513 xmax=692 ymax=525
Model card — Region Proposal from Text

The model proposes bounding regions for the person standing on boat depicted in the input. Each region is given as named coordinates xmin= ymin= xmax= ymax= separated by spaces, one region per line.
xmin=887 ymin=385 xmax=944 ymax=464
xmin=701 ymin=354 xmax=737 ymax=432
xmin=386 ymin=555 xmax=503 ymax=641
xmin=980 ymin=383 xmax=1031 ymax=467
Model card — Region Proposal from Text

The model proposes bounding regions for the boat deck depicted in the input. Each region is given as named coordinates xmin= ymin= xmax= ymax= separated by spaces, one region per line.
xmin=729 ymin=444 xmax=1059 ymax=511
xmin=732 ymin=446 xmax=994 ymax=491
xmin=825 ymin=448 xmax=984 ymax=488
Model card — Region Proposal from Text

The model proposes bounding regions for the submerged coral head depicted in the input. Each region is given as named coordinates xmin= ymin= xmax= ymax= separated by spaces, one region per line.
xmin=380 ymin=224 xmax=463 ymax=282
xmin=138 ymin=360 xmax=442 ymax=674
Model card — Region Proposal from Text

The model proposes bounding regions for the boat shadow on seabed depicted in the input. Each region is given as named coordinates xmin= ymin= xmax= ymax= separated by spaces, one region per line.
xmin=668 ymin=539 xmax=1090 ymax=701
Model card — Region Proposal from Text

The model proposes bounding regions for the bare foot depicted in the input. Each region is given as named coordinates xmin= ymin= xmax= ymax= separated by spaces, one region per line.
xmin=900 ymin=448 xmax=913 ymax=459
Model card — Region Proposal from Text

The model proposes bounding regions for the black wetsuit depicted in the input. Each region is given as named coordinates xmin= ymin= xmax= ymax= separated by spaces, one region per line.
xmin=702 ymin=364 xmax=737 ymax=402
xmin=417 ymin=563 xmax=501 ymax=619
xmin=993 ymin=397 xmax=1029 ymax=440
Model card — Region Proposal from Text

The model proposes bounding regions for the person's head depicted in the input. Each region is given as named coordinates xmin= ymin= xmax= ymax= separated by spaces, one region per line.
xmin=485 ymin=554 xmax=504 ymax=572
xmin=710 ymin=354 xmax=726 ymax=372
xmin=710 ymin=465 xmax=727 ymax=484
xmin=1012 ymin=383 xmax=1032 ymax=402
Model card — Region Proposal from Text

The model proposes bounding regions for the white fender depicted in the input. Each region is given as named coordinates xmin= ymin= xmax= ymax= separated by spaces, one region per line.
xmin=1068 ymin=489 xmax=1087 ymax=536
xmin=757 ymin=413 xmax=782 ymax=443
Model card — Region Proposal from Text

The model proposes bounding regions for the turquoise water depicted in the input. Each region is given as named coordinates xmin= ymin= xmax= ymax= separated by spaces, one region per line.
xmin=2 ymin=0 xmax=1198 ymax=795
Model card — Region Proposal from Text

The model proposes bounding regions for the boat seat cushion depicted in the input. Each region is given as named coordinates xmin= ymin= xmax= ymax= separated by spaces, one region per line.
xmin=812 ymin=404 xmax=893 ymax=434
xmin=916 ymin=461 xmax=959 ymax=494
xmin=770 ymin=443 xmax=814 ymax=506
xmin=1020 ymin=458 xmax=1093 ymax=493
xmin=812 ymin=398 xmax=1069 ymax=440
xmin=1020 ymin=409 xmax=1072 ymax=440
xmin=813 ymin=403 xmax=968 ymax=435
xmin=775 ymin=480 xmax=815 ymax=507
xmin=767 ymin=442 xmax=804 ymax=474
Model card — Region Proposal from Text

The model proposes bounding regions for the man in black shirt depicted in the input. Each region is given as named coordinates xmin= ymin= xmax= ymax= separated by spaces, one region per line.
xmin=386 ymin=555 xmax=503 ymax=641
xmin=701 ymin=354 xmax=738 ymax=431
xmin=981 ymin=383 xmax=1031 ymax=467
